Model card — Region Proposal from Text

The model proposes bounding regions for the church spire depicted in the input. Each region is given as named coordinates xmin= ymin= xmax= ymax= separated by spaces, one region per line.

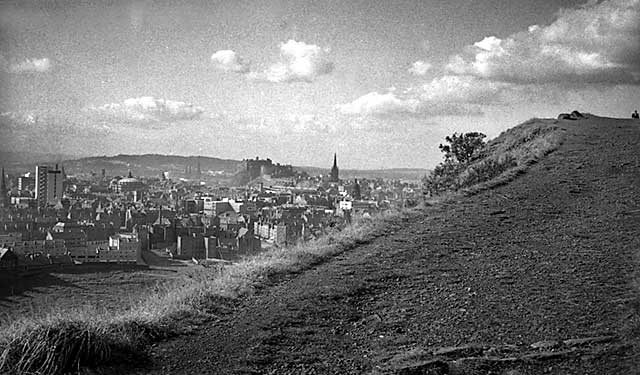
xmin=330 ymin=153 xmax=339 ymax=182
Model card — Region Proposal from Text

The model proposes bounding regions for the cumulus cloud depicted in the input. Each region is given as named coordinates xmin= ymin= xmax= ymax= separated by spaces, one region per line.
xmin=336 ymin=91 xmax=482 ymax=117
xmin=419 ymin=75 xmax=512 ymax=104
xmin=8 ymin=57 xmax=52 ymax=73
xmin=86 ymin=97 xmax=204 ymax=124
xmin=338 ymin=0 xmax=640 ymax=124
xmin=211 ymin=50 xmax=250 ymax=73
xmin=446 ymin=0 xmax=640 ymax=84
xmin=409 ymin=60 xmax=432 ymax=76
xmin=337 ymin=92 xmax=420 ymax=116
xmin=249 ymin=39 xmax=334 ymax=83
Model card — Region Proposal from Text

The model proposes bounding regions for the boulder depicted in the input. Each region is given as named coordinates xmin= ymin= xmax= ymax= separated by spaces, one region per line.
xmin=557 ymin=113 xmax=575 ymax=120
xmin=558 ymin=111 xmax=586 ymax=120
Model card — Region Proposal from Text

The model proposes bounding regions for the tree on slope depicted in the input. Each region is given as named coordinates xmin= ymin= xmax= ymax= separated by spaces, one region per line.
xmin=439 ymin=132 xmax=486 ymax=164
xmin=424 ymin=132 xmax=487 ymax=193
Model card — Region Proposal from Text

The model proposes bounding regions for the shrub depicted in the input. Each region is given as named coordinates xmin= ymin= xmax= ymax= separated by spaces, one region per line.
xmin=438 ymin=132 xmax=487 ymax=164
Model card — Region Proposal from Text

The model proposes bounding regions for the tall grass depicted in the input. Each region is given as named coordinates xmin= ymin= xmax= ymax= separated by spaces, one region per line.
xmin=0 ymin=208 xmax=420 ymax=374
xmin=460 ymin=118 xmax=565 ymax=195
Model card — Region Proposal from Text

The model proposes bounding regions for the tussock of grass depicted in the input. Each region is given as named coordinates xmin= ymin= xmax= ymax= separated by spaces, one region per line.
xmin=2 ymin=321 xmax=108 ymax=374
xmin=0 ymin=208 xmax=419 ymax=374
xmin=0 ymin=306 xmax=179 ymax=374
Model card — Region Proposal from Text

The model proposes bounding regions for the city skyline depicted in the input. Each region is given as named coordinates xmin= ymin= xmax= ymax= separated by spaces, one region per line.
xmin=1 ymin=0 xmax=639 ymax=169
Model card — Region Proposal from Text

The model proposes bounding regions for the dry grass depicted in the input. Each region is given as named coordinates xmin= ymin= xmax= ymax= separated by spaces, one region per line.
xmin=459 ymin=118 xmax=565 ymax=195
xmin=0 ymin=267 xmax=183 ymax=322
xmin=0 ymin=208 xmax=420 ymax=374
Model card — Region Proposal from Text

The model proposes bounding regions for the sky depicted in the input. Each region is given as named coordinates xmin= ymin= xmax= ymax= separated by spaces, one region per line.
xmin=0 ymin=0 xmax=638 ymax=169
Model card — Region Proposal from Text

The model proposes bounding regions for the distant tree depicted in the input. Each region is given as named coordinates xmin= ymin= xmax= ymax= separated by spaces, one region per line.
xmin=438 ymin=132 xmax=487 ymax=164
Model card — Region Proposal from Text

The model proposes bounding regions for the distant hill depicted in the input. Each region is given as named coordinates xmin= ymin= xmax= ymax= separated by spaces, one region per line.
xmin=0 ymin=151 xmax=78 ymax=168
xmin=2 ymin=152 xmax=429 ymax=182
xmin=299 ymin=167 xmax=429 ymax=181
xmin=61 ymin=154 xmax=243 ymax=178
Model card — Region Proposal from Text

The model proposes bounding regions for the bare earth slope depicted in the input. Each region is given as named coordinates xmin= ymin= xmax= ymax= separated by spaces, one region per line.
xmin=140 ymin=116 xmax=640 ymax=374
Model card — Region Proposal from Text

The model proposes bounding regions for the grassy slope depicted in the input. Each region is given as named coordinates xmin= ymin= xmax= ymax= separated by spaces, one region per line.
xmin=0 ymin=116 xmax=568 ymax=374
xmin=460 ymin=117 xmax=565 ymax=194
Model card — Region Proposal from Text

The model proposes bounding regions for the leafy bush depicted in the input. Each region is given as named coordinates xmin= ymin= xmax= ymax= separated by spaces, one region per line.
xmin=424 ymin=132 xmax=487 ymax=194
xmin=439 ymin=132 xmax=486 ymax=164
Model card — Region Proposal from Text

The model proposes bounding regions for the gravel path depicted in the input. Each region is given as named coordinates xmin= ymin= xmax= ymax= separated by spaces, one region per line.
xmin=138 ymin=116 xmax=640 ymax=374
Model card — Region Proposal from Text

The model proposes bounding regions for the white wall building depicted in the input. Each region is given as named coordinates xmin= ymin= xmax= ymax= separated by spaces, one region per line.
xmin=107 ymin=233 xmax=142 ymax=263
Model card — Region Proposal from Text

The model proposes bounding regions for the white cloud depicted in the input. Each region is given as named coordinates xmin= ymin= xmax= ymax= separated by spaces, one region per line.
xmin=446 ymin=0 xmax=640 ymax=84
xmin=337 ymin=91 xmax=482 ymax=117
xmin=211 ymin=50 xmax=250 ymax=73
xmin=8 ymin=57 xmax=52 ymax=73
xmin=249 ymin=39 xmax=334 ymax=83
xmin=337 ymin=92 xmax=420 ymax=116
xmin=419 ymin=75 xmax=511 ymax=104
xmin=86 ymin=97 xmax=204 ymax=124
xmin=408 ymin=60 xmax=432 ymax=76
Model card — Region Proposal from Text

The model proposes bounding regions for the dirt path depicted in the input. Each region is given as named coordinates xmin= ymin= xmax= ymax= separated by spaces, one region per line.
xmin=138 ymin=117 xmax=640 ymax=374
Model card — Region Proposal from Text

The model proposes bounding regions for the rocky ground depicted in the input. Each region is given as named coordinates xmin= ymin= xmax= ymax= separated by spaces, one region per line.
xmin=135 ymin=116 xmax=640 ymax=374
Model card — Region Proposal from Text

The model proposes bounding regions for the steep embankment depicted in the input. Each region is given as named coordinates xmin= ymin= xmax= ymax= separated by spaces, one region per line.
xmin=140 ymin=116 xmax=640 ymax=374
